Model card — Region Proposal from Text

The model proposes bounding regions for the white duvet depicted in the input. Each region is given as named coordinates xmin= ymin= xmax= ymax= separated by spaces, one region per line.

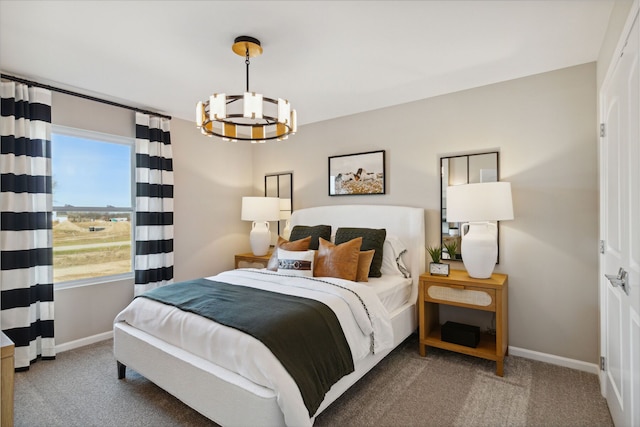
xmin=114 ymin=269 xmax=394 ymax=426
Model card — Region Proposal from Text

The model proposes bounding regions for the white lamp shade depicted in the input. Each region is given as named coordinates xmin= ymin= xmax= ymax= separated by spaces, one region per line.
xmin=279 ymin=198 xmax=291 ymax=219
xmin=241 ymin=197 xmax=280 ymax=222
xmin=279 ymin=198 xmax=291 ymax=211
xmin=446 ymin=182 xmax=513 ymax=223
xmin=280 ymin=211 xmax=292 ymax=220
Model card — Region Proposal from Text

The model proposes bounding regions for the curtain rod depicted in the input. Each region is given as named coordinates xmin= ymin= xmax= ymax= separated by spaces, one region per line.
xmin=1 ymin=73 xmax=172 ymax=120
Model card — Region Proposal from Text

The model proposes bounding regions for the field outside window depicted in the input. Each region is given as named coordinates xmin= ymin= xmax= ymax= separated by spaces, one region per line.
xmin=52 ymin=126 xmax=134 ymax=285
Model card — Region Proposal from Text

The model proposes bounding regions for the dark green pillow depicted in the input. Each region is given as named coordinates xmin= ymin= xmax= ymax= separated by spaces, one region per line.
xmin=335 ymin=227 xmax=387 ymax=278
xmin=289 ymin=225 xmax=332 ymax=250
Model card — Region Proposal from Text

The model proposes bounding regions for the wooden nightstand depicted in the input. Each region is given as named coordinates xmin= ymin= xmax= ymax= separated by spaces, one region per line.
xmin=1 ymin=332 xmax=14 ymax=427
xmin=234 ymin=251 xmax=273 ymax=269
xmin=419 ymin=269 xmax=508 ymax=376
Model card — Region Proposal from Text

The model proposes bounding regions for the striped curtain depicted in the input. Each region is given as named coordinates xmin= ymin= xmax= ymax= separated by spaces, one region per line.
xmin=0 ymin=82 xmax=55 ymax=370
xmin=134 ymin=112 xmax=173 ymax=296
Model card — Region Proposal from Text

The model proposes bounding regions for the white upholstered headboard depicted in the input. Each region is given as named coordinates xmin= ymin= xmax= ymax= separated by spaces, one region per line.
xmin=289 ymin=205 xmax=426 ymax=302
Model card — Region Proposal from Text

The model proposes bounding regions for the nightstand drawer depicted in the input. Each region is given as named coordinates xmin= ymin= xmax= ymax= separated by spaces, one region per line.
xmin=236 ymin=260 xmax=269 ymax=269
xmin=424 ymin=283 xmax=496 ymax=310
xmin=234 ymin=252 xmax=272 ymax=269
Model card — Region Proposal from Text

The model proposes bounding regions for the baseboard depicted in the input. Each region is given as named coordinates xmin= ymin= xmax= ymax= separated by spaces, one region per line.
xmin=56 ymin=331 xmax=113 ymax=353
xmin=509 ymin=346 xmax=600 ymax=375
xmin=54 ymin=333 xmax=599 ymax=375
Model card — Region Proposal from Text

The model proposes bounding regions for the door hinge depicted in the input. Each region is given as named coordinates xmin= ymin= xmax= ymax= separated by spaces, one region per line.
xmin=599 ymin=240 xmax=605 ymax=254
xmin=600 ymin=123 xmax=606 ymax=137
xmin=600 ymin=356 xmax=606 ymax=371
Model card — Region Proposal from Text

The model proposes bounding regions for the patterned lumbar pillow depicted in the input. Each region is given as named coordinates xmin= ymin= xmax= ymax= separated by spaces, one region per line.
xmin=277 ymin=248 xmax=315 ymax=277
xmin=267 ymin=236 xmax=312 ymax=271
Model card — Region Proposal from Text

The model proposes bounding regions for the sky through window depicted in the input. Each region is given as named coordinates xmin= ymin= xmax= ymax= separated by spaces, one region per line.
xmin=51 ymin=133 xmax=132 ymax=208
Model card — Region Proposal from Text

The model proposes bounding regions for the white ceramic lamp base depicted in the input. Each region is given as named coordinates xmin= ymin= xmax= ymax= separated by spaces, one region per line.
xmin=281 ymin=220 xmax=291 ymax=240
xmin=461 ymin=222 xmax=498 ymax=279
xmin=250 ymin=221 xmax=272 ymax=256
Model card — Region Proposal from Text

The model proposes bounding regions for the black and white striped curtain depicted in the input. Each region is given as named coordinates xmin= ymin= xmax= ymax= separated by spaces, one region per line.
xmin=134 ymin=112 xmax=173 ymax=296
xmin=0 ymin=82 xmax=55 ymax=370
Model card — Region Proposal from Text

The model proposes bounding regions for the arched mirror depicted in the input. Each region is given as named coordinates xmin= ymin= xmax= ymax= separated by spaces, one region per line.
xmin=440 ymin=151 xmax=499 ymax=260
xmin=265 ymin=172 xmax=293 ymax=238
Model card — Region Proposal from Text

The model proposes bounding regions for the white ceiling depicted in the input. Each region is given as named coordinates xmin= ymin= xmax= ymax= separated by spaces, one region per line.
xmin=0 ymin=1 xmax=614 ymax=126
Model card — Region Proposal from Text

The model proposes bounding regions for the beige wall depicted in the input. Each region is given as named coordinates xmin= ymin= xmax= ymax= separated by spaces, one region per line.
xmin=171 ymin=118 xmax=254 ymax=282
xmin=253 ymin=63 xmax=600 ymax=363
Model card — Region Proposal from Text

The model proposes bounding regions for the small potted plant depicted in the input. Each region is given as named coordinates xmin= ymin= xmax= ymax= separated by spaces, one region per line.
xmin=427 ymin=245 xmax=449 ymax=276
xmin=443 ymin=240 xmax=458 ymax=261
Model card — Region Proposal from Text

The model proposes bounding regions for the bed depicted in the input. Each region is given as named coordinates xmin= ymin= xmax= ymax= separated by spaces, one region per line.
xmin=113 ymin=204 xmax=425 ymax=426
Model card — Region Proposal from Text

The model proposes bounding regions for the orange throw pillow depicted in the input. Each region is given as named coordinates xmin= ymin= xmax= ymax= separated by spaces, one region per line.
xmin=314 ymin=237 xmax=362 ymax=281
xmin=267 ymin=236 xmax=312 ymax=271
xmin=356 ymin=250 xmax=375 ymax=282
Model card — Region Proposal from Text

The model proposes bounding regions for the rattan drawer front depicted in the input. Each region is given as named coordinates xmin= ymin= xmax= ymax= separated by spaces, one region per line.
xmin=426 ymin=284 xmax=495 ymax=309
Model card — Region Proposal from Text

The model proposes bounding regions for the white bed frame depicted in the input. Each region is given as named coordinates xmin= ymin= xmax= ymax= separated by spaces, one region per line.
xmin=114 ymin=204 xmax=425 ymax=426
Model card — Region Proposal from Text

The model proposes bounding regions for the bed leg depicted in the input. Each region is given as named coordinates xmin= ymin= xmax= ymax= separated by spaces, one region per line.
xmin=117 ymin=361 xmax=126 ymax=379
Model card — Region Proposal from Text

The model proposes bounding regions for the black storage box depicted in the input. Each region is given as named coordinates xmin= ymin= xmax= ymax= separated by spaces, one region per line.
xmin=441 ymin=321 xmax=480 ymax=348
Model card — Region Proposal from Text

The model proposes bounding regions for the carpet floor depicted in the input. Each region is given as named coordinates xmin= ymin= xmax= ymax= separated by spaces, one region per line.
xmin=13 ymin=335 xmax=612 ymax=426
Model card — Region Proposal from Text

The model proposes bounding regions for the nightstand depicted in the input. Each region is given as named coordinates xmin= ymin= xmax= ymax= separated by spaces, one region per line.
xmin=234 ymin=251 xmax=273 ymax=269
xmin=419 ymin=269 xmax=508 ymax=376
xmin=1 ymin=332 xmax=14 ymax=427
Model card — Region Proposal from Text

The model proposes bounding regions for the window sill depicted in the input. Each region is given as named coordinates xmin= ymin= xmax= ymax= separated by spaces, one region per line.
xmin=54 ymin=273 xmax=134 ymax=291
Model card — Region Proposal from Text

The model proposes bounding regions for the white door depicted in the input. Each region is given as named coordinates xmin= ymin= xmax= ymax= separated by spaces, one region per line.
xmin=600 ymin=5 xmax=640 ymax=427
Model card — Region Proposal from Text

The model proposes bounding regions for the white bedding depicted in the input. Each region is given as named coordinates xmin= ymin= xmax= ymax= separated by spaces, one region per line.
xmin=365 ymin=275 xmax=412 ymax=313
xmin=114 ymin=268 xmax=394 ymax=427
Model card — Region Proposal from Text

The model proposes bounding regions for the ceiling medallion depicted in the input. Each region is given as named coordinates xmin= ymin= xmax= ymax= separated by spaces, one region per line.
xmin=196 ymin=36 xmax=297 ymax=143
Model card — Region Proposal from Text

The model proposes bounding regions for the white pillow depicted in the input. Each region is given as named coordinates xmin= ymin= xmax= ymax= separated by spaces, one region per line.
xmin=277 ymin=248 xmax=315 ymax=277
xmin=380 ymin=236 xmax=410 ymax=278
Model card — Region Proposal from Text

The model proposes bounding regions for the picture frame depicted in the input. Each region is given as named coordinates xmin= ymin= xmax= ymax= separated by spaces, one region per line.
xmin=328 ymin=150 xmax=385 ymax=196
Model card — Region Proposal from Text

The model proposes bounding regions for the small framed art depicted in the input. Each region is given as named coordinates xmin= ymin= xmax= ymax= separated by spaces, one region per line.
xmin=328 ymin=150 xmax=385 ymax=196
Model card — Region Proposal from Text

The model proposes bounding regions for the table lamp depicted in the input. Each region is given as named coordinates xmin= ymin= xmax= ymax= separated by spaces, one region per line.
xmin=241 ymin=197 xmax=280 ymax=256
xmin=279 ymin=198 xmax=292 ymax=240
xmin=446 ymin=182 xmax=513 ymax=278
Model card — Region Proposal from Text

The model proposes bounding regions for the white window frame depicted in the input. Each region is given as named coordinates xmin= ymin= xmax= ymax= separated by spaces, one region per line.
xmin=51 ymin=125 xmax=135 ymax=289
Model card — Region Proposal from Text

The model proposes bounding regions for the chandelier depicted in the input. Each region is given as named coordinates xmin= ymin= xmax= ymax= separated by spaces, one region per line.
xmin=196 ymin=36 xmax=297 ymax=143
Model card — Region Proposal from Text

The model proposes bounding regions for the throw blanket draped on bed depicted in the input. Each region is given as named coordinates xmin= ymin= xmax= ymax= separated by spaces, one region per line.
xmin=139 ymin=278 xmax=354 ymax=416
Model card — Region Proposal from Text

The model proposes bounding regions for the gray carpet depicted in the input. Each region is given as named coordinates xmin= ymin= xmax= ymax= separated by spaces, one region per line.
xmin=14 ymin=335 xmax=612 ymax=426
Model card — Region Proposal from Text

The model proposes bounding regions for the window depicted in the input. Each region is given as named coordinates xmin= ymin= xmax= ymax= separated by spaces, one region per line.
xmin=52 ymin=126 xmax=135 ymax=285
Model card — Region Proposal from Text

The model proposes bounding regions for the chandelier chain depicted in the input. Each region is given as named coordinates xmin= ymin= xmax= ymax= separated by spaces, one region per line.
xmin=245 ymin=49 xmax=250 ymax=93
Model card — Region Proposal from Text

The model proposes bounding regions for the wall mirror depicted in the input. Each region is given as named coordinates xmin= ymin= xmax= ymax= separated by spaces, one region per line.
xmin=264 ymin=172 xmax=293 ymax=238
xmin=440 ymin=151 xmax=499 ymax=260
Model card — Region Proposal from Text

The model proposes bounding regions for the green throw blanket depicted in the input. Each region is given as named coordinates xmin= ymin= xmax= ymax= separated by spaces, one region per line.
xmin=139 ymin=278 xmax=354 ymax=416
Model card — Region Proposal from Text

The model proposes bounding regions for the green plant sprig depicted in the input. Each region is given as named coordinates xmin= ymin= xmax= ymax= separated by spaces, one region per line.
xmin=426 ymin=245 xmax=442 ymax=263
